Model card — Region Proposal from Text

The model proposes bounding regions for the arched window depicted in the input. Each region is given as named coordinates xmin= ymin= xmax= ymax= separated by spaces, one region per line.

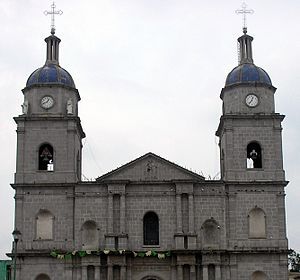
xmin=82 ymin=221 xmax=98 ymax=250
xmin=249 ymin=208 xmax=266 ymax=238
xmin=247 ymin=142 xmax=262 ymax=168
xmin=201 ymin=219 xmax=220 ymax=248
xmin=87 ymin=265 xmax=95 ymax=280
xmin=39 ymin=144 xmax=54 ymax=171
xmin=36 ymin=209 xmax=54 ymax=240
xmin=143 ymin=212 xmax=159 ymax=245
xmin=251 ymin=271 xmax=267 ymax=280
xmin=35 ymin=273 xmax=51 ymax=280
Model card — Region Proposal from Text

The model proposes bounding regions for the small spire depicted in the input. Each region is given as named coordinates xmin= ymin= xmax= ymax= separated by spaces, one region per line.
xmin=237 ymin=33 xmax=254 ymax=64
xmin=44 ymin=34 xmax=61 ymax=65
xmin=44 ymin=2 xmax=63 ymax=35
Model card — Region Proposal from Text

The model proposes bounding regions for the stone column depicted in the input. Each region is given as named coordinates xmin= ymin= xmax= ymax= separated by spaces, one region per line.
xmin=177 ymin=265 xmax=183 ymax=280
xmin=120 ymin=193 xmax=126 ymax=233
xmin=228 ymin=194 xmax=237 ymax=242
xmin=15 ymin=191 xmax=24 ymax=250
xmin=15 ymin=125 xmax=25 ymax=184
xmin=223 ymin=128 xmax=233 ymax=181
xmin=203 ymin=265 xmax=208 ymax=280
xmin=195 ymin=264 xmax=201 ymax=280
xmin=171 ymin=264 xmax=177 ymax=280
xmin=81 ymin=266 xmax=87 ymax=280
xmin=127 ymin=257 xmax=132 ymax=280
xmin=107 ymin=265 xmax=113 ymax=280
xmin=188 ymin=193 xmax=194 ymax=233
xmin=64 ymin=263 xmax=73 ymax=280
xmin=108 ymin=193 xmax=113 ymax=233
xmin=120 ymin=265 xmax=126 ymax=280
xmin=95 ymin=266 xmax=100 ymax=280
xmin=16 ymin=269 xmax=21 ymax=280
xmin=73 ymin=265 xmax=81 ymax=280
xmin=277 ymin=193 xmax=287 ymax=238
xmin=176 ymin=194 xmax=182 ymax=233
xmin=215 ymin=265 xmax=221 ymax=280
xmin=230 ymin=265 xmax=237 ymax=279
xmin=225 ymin=265 xmax=231 ymax=280
xmin=190 ymin=265 xmax=196 ymax=280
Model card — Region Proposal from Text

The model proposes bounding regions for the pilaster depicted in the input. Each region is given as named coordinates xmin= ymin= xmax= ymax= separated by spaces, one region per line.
xmin=176 ymin=193 xmax=183 ymax=233
xmin=188 ymin=193 xmax=195 ymax=233
xmin=203 ymin=265 xmax=208 ymax=280
xmin=177 ymin=265 xmax=183 ymax=280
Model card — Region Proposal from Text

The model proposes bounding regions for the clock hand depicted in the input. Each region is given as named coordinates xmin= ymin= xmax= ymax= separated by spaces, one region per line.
xmin=42 ymin=98 xmax=49 ymax=104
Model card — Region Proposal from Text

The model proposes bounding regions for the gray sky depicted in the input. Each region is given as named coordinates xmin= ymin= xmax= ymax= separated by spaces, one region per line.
xmin=0 ymin=0 xmax=299 ymax=259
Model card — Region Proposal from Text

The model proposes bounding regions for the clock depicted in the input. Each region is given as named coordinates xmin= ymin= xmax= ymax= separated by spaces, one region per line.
xmin=245 ymin=94 xmax=259 ymax=107
xmin=40 ymin=96 xmax=54 ymax=109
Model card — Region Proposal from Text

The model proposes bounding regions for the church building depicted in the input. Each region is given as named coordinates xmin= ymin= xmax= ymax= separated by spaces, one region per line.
xmin=11 ymin=10 xmax=289 ymax=280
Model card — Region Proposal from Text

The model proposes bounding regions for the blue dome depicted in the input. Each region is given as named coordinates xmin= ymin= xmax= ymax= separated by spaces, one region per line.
xmin=26 ymin=63 xmax=75 ymax=88
xmin=225 ymin=63 xmax=272 ymax=87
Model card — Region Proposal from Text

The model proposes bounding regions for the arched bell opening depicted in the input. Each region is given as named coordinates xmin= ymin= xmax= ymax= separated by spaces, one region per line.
xmin=247 ymin=141 xmax=262 ymax=168
xmin=38 ymin=143 xmax=54 ymax=171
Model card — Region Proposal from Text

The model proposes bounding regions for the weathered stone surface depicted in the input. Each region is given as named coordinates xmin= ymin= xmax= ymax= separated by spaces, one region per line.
xmin=11 ymin=29 xmax=289 ymax=280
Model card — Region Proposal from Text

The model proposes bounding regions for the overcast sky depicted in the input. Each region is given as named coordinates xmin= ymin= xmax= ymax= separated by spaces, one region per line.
xmin=0 ymin=0 xmax=299 ymax=259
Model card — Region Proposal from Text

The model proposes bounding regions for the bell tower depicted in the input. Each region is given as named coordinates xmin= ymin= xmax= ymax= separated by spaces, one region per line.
xmin=216 ymin=27 xmax=285 ymax=181
xmin=14 ymin=28 xmax=85 ymax=184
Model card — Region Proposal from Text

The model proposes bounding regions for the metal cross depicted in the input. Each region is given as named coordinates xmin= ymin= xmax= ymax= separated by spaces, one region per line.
xmin=44 ymin=2 xmax=63 ymax=35
xmin=235 ymin=2 xmax=254 ymax=33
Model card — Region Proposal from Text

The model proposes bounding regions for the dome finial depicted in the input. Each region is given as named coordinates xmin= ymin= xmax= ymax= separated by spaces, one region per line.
xmin=43 ymin=2 xmax=63 ymax=64
xmin=235 ymin=2 xmax=255 ymax=65
xmin=235 ymin=2 xmax=254 ymax=34
xmin=44 ymin=2 xmax=63 ymax=35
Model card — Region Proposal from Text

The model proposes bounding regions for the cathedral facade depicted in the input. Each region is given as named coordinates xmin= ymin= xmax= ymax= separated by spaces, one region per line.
xmin=11 ymin=23 xmax=288 ymax=280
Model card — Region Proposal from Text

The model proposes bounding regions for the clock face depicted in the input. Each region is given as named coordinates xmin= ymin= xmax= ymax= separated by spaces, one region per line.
xmin=245 ymin=94 xmax=259 ymax=107
xmin=40 ymin=96 xmax=54 ymax=109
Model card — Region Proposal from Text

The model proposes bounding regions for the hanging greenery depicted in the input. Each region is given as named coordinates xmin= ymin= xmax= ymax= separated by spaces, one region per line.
xmin=50 ymin=249 xmax=171 ymax=260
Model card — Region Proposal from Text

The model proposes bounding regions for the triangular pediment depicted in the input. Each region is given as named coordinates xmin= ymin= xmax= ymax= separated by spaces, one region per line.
xmin=96 ymin=152 xmax=204 ymax=182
